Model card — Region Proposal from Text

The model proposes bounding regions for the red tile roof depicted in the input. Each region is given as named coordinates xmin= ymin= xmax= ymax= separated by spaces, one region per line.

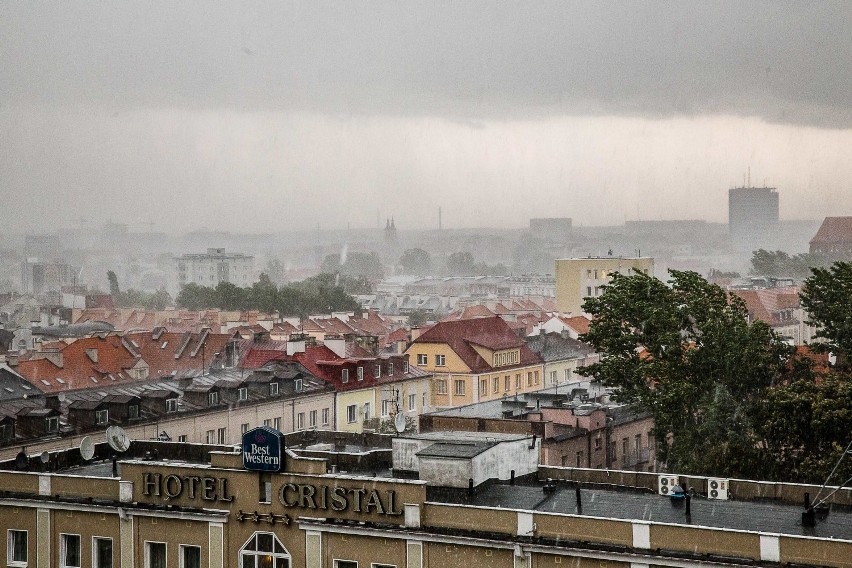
xmin=412 ymin=316 xmax=542 ymax=373
xmin=810 ymin=217 xmax=852 ymax=245
xmin=560 ymin=315 xmax=592 ymax=335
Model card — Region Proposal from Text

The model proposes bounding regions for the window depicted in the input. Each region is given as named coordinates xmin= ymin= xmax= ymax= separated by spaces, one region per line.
xmin=145 ymin=542 xmax=166 ymax=568
xmin=564 ymin=368 xmax=571 ymax=382
xmin=206 ymin=430 xmax=215 ymax=444
xmin=341 ymin=369 xmax=349 ymax=383
xmin=435 ymin=379 xmax=447 ymax=395
xmin=387 ymin=362 xmax=394 ymax=375
xmin=128 ymin=405 xmax=139 ymax=419
xmin=363 ymin=403 xmax=370 ymax=421
xmin=273 ymin=417 xmax=281 ymax=431
xmin=586 ymin=286 xmax=592 ymax=296
xmin=294 ymin=379 xmax=303 ymax=392
xmin=263 ymin=419 xmax=272 ymax=427
xmin=241 ymin=423 xmax=249 ymax=434
xmin=269 ymin=382 xmax=279 ymax=395
xmin=527 ymin=372 xmax=533 ymax=386
xmin=422 ymin=392 xmax=427 ymax=408
xmin=240 ymin=533 xmax=289 ymax=568
xmin=403 ymin=360 xmax=409 ymax=373
xmin=550 ymin=370 xmax=557 ymax=385
xmin=217 ymin=427 xmax=226 ymax=444
xmin=534 ymin=371 xmax=540 ymax=385
xmin=93 ymin=537 xmax=113 ymax=568
xmin=177 ymin=435 xmax=187 ymax=443
xmin=416 ymin=354 xmax=427 ymax=365
xmin=166 ymin=399 xmax=178 ymax=413
xmin=238 ymin=387 xmax=248 ymax=401
xmin=321 ymin=408 xmax=330 ymax=426
xmin=356 ymin=367 xmax=364 ymax=381
xmin=504 ymin=376 xmax=510 ymax=391
xmin=8 ymin=530 xmax=27 ymax=566
xmin=374 ymin=363 xmax=381 ymax=378
xmin=594 ymin=437 xmax=602 ymax=450
xmin=372 ymin=564 xmax=396 ymax=568
xmin=635 ymin=434 xmax=642 ymax=453
xmin=515 ymin=374 xmax=521 ymax=389
xmin=381 ymin=400 xmax=391 ymax=417
xmin=454 ymin=380 xmax=465 ymax=396
xmin=309 ymin=410 xmax=317 ymax=428
xmin=207 ymin=392 xmax=219 ymax=406
xmin=96 ymin=409 xmax=109 ymax=425
xmin=335 ymin=562 xmax=357 ymax=568
xmin=480 ymin=379 xmax=488 ymax=396
xmin=493 ymin=377 xmax=499 ymax=393
xmin=179 ymin=546 xmax=201 ymax=568
xmin=60 ymin=534 xmax=81 ymax=568
xmin=45 ymin=416 xmax=59 ymax=433
xmin=408 ymin=393 xmax=416 ymax=411
xmin=297 ymin=413 xmax=305 ymax=430
xmin=435 ymin=354 xmax=446 ymax=366
xmin=346 ymin=405 xmax=357 ymax=424
xmin=576 ymin=451 xmax=583 ymax=468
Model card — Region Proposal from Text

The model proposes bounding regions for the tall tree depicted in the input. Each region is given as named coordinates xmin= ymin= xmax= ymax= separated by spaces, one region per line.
xmin=107 ymin=270 xmax=120 ymax=297
xmin=800 ymin=261 xmax=852 ymax=366
xmin=578 ymin=270 xmax=792 ymax=477
xmin=399 ymin=248 xmax=432 ymax=275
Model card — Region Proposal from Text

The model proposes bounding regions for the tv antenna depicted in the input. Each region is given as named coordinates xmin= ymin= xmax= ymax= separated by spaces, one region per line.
xmin=106 ymin=425 xmax=131 ymax=452
xmin=803 ymin=439 xmax=852 ymax=526
xmin=79 ymin=436 xmax=95 ymax=461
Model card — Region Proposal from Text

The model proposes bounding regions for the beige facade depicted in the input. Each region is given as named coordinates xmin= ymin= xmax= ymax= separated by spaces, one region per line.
xmin=0 ymin=444 xmax=850 ymax=568
xmin=555 ymin=257 xmax=655 ymax=315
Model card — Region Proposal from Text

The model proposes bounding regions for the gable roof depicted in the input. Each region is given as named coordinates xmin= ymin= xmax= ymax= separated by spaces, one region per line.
xmin=810 ymin=217 xmax=852 ymax=245
xmin=413 ymin=316 xmax=542 ymax=373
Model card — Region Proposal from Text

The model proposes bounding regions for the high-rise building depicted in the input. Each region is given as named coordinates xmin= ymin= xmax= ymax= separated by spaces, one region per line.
xmin=728 ymin=186 xmax=779 ymax=252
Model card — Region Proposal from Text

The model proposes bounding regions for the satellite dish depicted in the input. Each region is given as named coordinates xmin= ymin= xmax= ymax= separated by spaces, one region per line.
xmin=14 ymin=451 xmax=29 ymax=470
xmin=40 ymin=451 xmax=50 ymax=464
xmin=393 ymin=412 xmax=406 ymax=434
xmin=80 ymin=436 xmax=95 ymax=460
xmin=106 ymin=425 xmax=131 ymax=452
xmin=58 ymin=393 xmax=66 ymax=402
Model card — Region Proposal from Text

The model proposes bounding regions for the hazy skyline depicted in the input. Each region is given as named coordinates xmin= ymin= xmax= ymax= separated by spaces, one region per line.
xmin=2 ymin=1 xmax=851 ymax=233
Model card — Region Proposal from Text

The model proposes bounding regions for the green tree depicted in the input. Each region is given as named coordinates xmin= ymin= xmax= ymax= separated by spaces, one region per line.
xmin=445 ymin=251 xmax=475 ymax=275
xmin=800 ymin=261 xmax=852 ymax=366
xmin=107 ymin=270 xmax=120 ymax=297
xmin=399 ymin=248 xmax=432 ymax=275
xmin=322 ymin=251 xmax=384 ymax=280
xmin=578 ymin=270 xmax=792 ymax=477
xmin=251 ymin=273 xmax=280 ymax=314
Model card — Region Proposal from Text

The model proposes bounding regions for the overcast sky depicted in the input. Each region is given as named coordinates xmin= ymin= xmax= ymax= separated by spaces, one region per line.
xmin=1 ymin=1 xmax=850 ymax=233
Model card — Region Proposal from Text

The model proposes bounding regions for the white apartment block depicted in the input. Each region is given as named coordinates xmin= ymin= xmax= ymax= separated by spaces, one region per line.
xmin=175 ymin=248 xmax=255 ymax=291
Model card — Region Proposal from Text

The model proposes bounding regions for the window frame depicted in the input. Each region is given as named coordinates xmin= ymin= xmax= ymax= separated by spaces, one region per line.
xmin=145 ymin=541 xmax=167 ymax=568
xmin=60 ymin=533 xmax=82 ymax=568
xmin=7 ymin=529 xmax=28 ymax=567
xmin=166 ymin=398 xmax=178 ymax=413
xmin=269 ymin=382 xmax=279 ymax=395
xmin=346 ymin=404 xmax=357 ymax=424
xmin=207 ymin=391 xmax=219 ymax=406
xmin=416 ymin=354 xmax=427 ymax=365
xmin=95 ymin=409 xmax=108 ymax=425
xmin=238 ymin=387 xmax=248 ymax=401
xmin=435 ymin=354 xmax=446 ymax=367
xmin=92 ymin=536 xmax=113 ymax=568
xmin=178 ymin=545 xmax=201 ymax=568
xmin=454 ymin=379 xmax=465 ymax=396
xmin=45 ymin=416 xmax=59 ymax=433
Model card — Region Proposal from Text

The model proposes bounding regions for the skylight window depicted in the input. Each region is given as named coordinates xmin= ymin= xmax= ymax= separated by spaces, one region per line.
xmin=41 ymin=379 xmax=51 ymax=386
xmin=4 ymin=387 xmax=13 ymax=393
xmin=55 ymin=378 xmax=65 ymax=384
xmin=161 ymin=341 xmax=168 ymax=349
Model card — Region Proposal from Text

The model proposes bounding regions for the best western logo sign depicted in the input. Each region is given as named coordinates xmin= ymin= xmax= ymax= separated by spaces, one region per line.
xmin=242 ymin=426 xmax=284 ymax=472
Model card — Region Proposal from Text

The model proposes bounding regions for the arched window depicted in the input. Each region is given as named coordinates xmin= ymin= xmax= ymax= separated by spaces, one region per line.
xmin=240 ymin=532 xmax=290 ymax=568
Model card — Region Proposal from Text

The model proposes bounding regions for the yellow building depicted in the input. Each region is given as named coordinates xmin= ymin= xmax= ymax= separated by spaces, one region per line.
xmin=555 ymin=256 xmax=655 ymax=314
xmin=405 ymin=316 xmax=545 ymax=409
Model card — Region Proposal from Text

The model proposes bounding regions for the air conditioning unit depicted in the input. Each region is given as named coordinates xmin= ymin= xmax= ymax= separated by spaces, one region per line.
xmin=658 ymin=475 xmax=679 ymax=495
xmin=707 ymin=478 xmax=729 ymax=500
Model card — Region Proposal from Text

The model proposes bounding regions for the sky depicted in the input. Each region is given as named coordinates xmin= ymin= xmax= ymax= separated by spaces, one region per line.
xmin=1 ymin=1 xmax=851 ymax=233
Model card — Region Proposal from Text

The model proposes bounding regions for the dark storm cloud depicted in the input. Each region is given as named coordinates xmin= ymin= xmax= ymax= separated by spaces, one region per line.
xmin=1 ymin=1 xmax=850 ymax=127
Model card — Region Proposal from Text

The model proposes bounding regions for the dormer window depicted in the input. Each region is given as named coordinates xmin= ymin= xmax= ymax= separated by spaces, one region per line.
xmin=128 ymin=405 xmax=139 ymax=419
xmin=388 ymin=362 xmax=394 ymax=375
xmin=96 ymin=409 xmax=109 ymax=425
xmin=357 ymin=367 xmax=364 ymax=381
xmin=269 ymin=382 xmax=279 ymax=396
xmin=294 ymin=379 xmax=303 ymax=392
xmin=208 ymin=392 xmax=219 ymax=406
xmin=45 ymin=416 xmax=59 ymax=433
xmin=403 ymin=361 xmax=409 ymax=373
xmin=166 ymin=398 xmax=178 ymax=413
xmin=342 ymin=369 xmax=349 ymax=383
xmin=374 ymin=363 xmax=382 ymax=378
xmin=238 ymin=387 xmax=248 ymax=401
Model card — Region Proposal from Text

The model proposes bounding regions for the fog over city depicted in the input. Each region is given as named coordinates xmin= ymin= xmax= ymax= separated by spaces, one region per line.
xmin=2 ymin=1 xmax=851 ymax=233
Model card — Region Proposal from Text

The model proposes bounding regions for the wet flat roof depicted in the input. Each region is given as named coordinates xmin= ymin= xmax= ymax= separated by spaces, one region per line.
xmin=436 ymin=482 xmax=852 ymax=540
